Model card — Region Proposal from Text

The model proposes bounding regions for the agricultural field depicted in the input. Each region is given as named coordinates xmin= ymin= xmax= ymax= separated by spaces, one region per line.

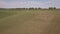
xmin=0 ymin=9 xmax=60 ymax=34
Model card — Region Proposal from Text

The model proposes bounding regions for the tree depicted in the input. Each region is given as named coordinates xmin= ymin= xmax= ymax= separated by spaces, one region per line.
xmin=49 ymin=7 xmax=56 ymax=10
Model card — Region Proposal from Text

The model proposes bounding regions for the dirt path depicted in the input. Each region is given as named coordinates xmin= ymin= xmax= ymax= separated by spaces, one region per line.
xmin=0 ymin=11 xmax=55 ymax=34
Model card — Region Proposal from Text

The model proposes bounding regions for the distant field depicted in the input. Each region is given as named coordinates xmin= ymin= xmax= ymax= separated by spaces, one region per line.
xmin=0 ymin=9 xmax=60 ymax=34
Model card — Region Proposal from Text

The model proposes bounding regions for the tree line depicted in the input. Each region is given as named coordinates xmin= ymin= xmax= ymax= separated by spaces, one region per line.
xmin=0 ymin=7 xmax=59 ymax=10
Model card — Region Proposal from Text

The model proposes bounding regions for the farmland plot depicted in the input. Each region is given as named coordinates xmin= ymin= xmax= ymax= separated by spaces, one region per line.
xmin=0 ymin=9 xmax=60 ymax=34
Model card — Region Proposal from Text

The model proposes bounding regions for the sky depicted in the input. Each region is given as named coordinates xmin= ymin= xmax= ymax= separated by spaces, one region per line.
xmin=0 ymin=0 xmax=60 ymax=8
